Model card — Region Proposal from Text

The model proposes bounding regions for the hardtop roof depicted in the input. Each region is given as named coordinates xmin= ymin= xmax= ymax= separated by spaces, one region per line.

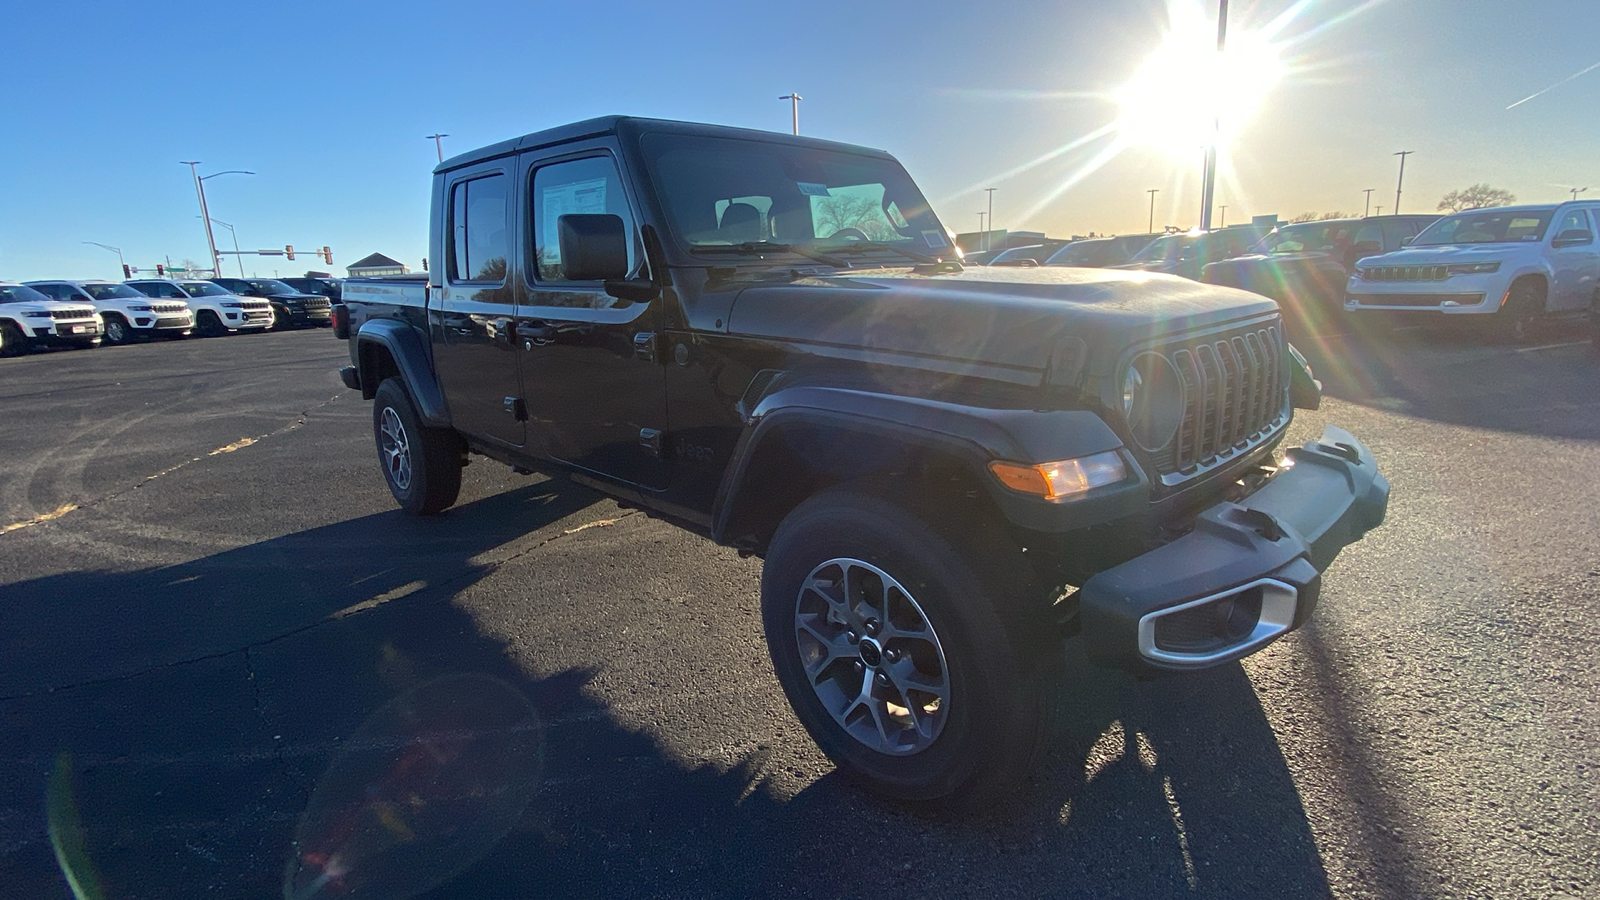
xmin=434 ymin=115 xmax=895 ymax=174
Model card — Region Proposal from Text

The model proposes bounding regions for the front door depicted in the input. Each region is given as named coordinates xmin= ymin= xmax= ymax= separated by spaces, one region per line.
xmin=1548 ymin=208 xmax=1599 ymax=312
xmin=433 ymin=165 xmax=525 ymax=447
xmin=516 ymin=146 xmax=669 ymax=490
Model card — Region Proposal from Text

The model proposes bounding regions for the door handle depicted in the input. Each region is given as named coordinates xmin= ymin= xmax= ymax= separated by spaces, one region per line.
xmin=516 ymin=321 xmax=557 ymax=346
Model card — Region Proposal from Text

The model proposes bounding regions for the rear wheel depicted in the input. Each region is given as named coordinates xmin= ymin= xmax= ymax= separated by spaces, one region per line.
xmin=760 ymin=488 xmax=1057 ymax=810
xmin=102 ymin=316 xmax=132 ymax=345
xmin=372 ymin=378 xmax=464 ymax=515
xmin=1493 ymin=278 xmax=1545 ymax=344
xmin=0 ymin=321 xmax=27 ymax=357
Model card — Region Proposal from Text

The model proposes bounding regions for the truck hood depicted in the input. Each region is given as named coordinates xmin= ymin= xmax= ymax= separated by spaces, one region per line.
xmin=726 ymin=266 xmax=1278 ymax=375
xmin=1359 ymin=244 xmax=1515 ymax=266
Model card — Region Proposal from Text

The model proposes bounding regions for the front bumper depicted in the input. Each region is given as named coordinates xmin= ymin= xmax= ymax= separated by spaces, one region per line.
xmin=1345 ymin=281 xmax=1505 ymax=314
xmin=30 ymin=320 xmax=102 ymax=346
xmin=1079 ymin=425 xmax=1388 ymax=672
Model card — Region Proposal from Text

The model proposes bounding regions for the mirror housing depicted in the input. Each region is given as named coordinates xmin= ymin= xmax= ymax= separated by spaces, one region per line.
xmin=557 ymin=214 xmax=629 ymax=281
xmin=1552 ymin=229 xmax=1594 ymax=247
xmin=1351 ymin=240 xmax=1381 ymax=257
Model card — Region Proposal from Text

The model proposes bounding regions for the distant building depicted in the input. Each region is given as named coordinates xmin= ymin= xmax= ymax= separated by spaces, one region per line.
xmin=346 ymin=253 xmax=409 ymax=277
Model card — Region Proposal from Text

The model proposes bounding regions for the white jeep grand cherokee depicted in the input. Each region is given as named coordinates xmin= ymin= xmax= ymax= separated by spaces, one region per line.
xmin=0 ymin=283 xmax=101 ymax=355
xmin=27 ymin=280 xmax=194 ymax=345
xmin=1345 ymin=202 xmax=1600 ymax=340
xmin=126 ymin=279 xmax=273 ymax=336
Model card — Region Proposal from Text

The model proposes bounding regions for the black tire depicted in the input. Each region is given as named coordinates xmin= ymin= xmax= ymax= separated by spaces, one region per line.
xmin=760 ymin=488 xmax=1057 ymax=811
xmin=102 ymin=315 xmax=132 ymax=345
xmin=1492 ymin=278 xmax=1545 ymax=344
xmin=0 ymin=320 xmax=27 ymax=357
xmin=197 ymin=310 xmax=228 ymax=337
xmin=372 ymin=377 xmax=464 ymax=515
xmin=271 ymin=306 xmax=288 ymax=330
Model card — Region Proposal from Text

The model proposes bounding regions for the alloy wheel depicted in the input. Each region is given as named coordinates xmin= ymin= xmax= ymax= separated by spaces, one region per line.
xmin=793 ymin=557 xmax=951 ymax=755
xmin=379 ymin=407 xmax=413 ymax=491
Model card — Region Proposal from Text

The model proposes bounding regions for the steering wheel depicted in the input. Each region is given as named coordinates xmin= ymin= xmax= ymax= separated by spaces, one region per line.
xmin=829 ymin=228 xmax=871 ymax=242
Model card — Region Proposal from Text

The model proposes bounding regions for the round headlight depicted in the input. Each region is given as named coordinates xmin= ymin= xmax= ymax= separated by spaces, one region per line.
xmin=1122 ymin=352 xmax=1185 ymax=452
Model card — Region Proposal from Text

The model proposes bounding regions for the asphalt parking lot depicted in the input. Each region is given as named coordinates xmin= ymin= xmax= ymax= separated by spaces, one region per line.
xmin=1 ymin=323 xmax=1597 ymax=899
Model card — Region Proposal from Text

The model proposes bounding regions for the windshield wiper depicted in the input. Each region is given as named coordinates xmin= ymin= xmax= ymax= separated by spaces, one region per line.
xmin=690 ymin=242 xmax=848 ymax=268
xmin=824 ymin=241 xmax=945 ymax=265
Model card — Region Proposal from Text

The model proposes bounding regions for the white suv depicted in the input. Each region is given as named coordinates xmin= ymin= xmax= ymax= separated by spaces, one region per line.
xmin=0 ymin=283 xmax=101 ymax=356
xmin=126 ymin=279 xmax=272 ymax=336
xmin=1345 ymin=202 xmax=1600 ymax=340
xmin=26 ymin=280 xmax=194 ymax=345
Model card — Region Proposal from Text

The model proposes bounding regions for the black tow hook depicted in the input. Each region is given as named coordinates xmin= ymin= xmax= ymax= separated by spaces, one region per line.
xmin=1235 ymin=508 xmax=1284 ymax=542
xmin=1317 ymin=441 xmax=1363 ymax=464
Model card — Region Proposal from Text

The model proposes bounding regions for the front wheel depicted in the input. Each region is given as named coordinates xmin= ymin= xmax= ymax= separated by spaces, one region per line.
xmin=0 ymin=321 xmax=27 ymax=357
xmin=1493 ymin=278 xmax=1545 ymax=344
xmin=103 ymin=316 xmax=132 ymax=345
xmin=197 ymin=310 xmax=228 ymax=337
xmin=372 ymin=378 xmax=464 ymax=515
xmin=760 ymin=489 xmax=1056 ymax=810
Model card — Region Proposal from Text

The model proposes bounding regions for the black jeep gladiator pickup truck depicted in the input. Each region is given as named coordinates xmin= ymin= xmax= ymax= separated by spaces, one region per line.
xmin=338 ymin=116 xmax=1389 ymax=809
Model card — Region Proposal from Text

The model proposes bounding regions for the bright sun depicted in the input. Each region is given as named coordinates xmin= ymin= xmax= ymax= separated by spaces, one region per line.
xmin=1113 ymin=2 xmax=1285 ymax=158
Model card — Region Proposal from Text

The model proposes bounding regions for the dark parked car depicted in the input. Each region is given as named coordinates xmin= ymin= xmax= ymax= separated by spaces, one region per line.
xmin=1045 ymin=233 xmax=1162 ymax=268
xmin=1112 ymin=225 xmax=1273 ymax=281
xmin=209 ymin=278 xmax=332 ymax=328
xmin=987 ymin=244 xmax=1063 ymax=267
xmin=335 ymin=115 xmax=1388 ymax=811
xmin=282 ymin=276 xmax=343 ymax=303
xmin=1200 ymin=215 xmax=1438 ymax=340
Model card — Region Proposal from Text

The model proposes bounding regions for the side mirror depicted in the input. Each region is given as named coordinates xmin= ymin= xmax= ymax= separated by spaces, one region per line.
xmin=1400 ymin=237 xmax=1414 ymax=246
xmin=557 ymin=214 xmax=629 ymax=281
xmin=1552 ymin=229 xmax=1594 ymax=247
xmin=1351 ymin=240 xmax=1382 ymax=259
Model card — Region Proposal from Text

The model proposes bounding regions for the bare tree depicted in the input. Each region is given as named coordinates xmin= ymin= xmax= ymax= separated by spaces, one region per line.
xmin=815 ymin=196 xmax=896 ymax=241
xmin=1319 ymin=211 xmax=1351 ymax=220
xmin=1289 ymin=212 xmax=1321 ymax=223
xmin=1437 ymin=184 xmax=1517 ymax=213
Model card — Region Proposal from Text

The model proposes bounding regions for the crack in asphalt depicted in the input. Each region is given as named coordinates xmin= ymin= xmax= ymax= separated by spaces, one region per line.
xmin=0 ymin=392 xmax=344 ymax=536
xmin=0 ymin=509 xmax=638 ymax=704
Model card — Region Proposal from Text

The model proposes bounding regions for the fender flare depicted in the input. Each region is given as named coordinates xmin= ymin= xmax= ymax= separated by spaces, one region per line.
xmin=710 ymin=385 xmax=1142 ymax=545
xmin=355 ymin=319 xmax=451 ymax=427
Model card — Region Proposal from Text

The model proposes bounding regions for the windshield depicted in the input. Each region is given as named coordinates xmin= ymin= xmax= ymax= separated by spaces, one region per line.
xmin=1255 ymin=221 xmax=1357 ymax=254
xmin=249 ymin=279 xmax=299 ymax=294
xmin=1130 ymin=234 xmax=1196 ymax=262
xmin=1412 ymin=208 xmax=1556 ymax=245
xmin=180 ymin=281 xmax=231 ymax=296
xmin=83 ymin=283 xmax=148 ymax=300
xmin=642 ymin=133 xmax=948 ymax=258
xmin=0 ymin=284 xmax=55 ymax=304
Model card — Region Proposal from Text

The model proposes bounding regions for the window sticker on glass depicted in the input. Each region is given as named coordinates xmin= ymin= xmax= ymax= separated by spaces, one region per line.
xmin=796 ymin=182 xmax=831 ymax=197
xmin=922 ymin=229 xmax=948 ymax=249
xmin=543 ymin=177 xmax=608 ymax=227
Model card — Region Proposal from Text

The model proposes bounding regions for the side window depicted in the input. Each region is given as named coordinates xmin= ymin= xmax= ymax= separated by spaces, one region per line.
xmin=1553 ymin=209 xmax=1590 ymax=239
xmin=448 ymin=173 xmax=509 ymax=283
xmin=530 ymin=155 xmax=636 ymax=282
xmin=1380 ymin=220 xmax=1416 ymax=249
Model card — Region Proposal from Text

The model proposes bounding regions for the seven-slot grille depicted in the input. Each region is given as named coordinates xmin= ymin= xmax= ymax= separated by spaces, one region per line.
xmin=151 ymin=303 xmax=188 ymax=315
xmin=1148 ymin=321 xmax=1288 ymax=481
xmin=49 ymin=307 xmax=96 ymax=320
xmin=301 ymin=297 xmax=330 ymax=310
xmin=1362 ymin=265 xmax=1448 ymax=282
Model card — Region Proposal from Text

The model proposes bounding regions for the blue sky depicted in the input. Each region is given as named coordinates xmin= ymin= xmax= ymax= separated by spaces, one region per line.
xmin=3 ymin=0 xmax=1597 ymax=281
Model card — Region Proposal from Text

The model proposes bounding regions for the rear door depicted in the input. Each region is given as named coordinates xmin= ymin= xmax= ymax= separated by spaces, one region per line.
xmin=433 ymin=162 xmax=525 ymax=447
xmin=516 ymin=142 xmax=670 ymax=489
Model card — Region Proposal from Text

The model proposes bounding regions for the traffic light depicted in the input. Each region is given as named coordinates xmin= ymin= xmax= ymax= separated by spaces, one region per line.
xmin=322 ymin=246 xmax=331 ymax=265
xmin=156 ymin=264 xmax=165 ymax=276
xmin=286 ymin=244 xmax=295 ymax=261
xmin=122 ymin=264 xmax=131 ymax=279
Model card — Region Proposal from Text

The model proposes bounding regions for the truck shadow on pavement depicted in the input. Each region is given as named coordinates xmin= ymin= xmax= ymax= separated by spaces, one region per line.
xmin=2 ymin=477 xmax=1335 ymax=899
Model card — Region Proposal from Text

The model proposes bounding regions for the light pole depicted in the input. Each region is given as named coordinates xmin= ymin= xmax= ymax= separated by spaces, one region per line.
xmin=426 ymin=133 xmax=449 ymax=163
xmin=203 ymin=216 xmax=246 ymax=277
xmin=779 ymin=94 xmax=802 ymax=135
xmin=181 ymin=162 xmax=253 ymax=277
xmin=1147 ymin=189 xmax=1159 ymax=234
xmin=1571 ymin=186 xmax=1588 ymax=201
xmin=1363 ymin=188 xmax=1375 ymax=217
xmin=1374 ymin=205 xmax=1384 ymax=216
xmin=976 ymin=212 xmax=987 ymax=247
xmin=1220 ymin=204 xmax=1228 ymax=227
xmin=82 ymin=241 xmax=125 ymax=278
xmin=1198 ymin=0 xmax=1229 ymax=231
xmin=1392 ymin=150 xmax=1414 ymax=214
xmin=985 ymin=187 xmax=997 ymax=252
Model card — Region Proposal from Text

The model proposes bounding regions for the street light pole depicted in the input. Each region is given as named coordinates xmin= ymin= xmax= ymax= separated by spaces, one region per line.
xmin=1374 ymin=205 xmax=1384 ymax=216
xmin=1571 ymin=186 xmax=1588 ymax=201
xmin=181 ymin=163 xmax=253 ymax=277
xmin=779 ymin=94 xmax=802 ymax=135
xmin=82 ymin=242 xmax=125 ymax=278
xmin=1147 ymin=188 xmax=1159 ymax=234
xmin=1363 ymin=188 xmax=1375 ymax=217
xmin=976 ymin=212 xmax=986 ymax=247
xmin=204 ymin=217 xmax=246 ymax=277
xmin=1392 ymin=150 xmax=1414 ymax=214
xmin=1198 ymin=0 xmax=1229 ymax=231
xmin=426 ymin=133 xmax=449 ymax=163
xmin=985 ymin=187 xmax=997 ymax=252
xmin=1220 ymin=204 xmax=1228 ymax=227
